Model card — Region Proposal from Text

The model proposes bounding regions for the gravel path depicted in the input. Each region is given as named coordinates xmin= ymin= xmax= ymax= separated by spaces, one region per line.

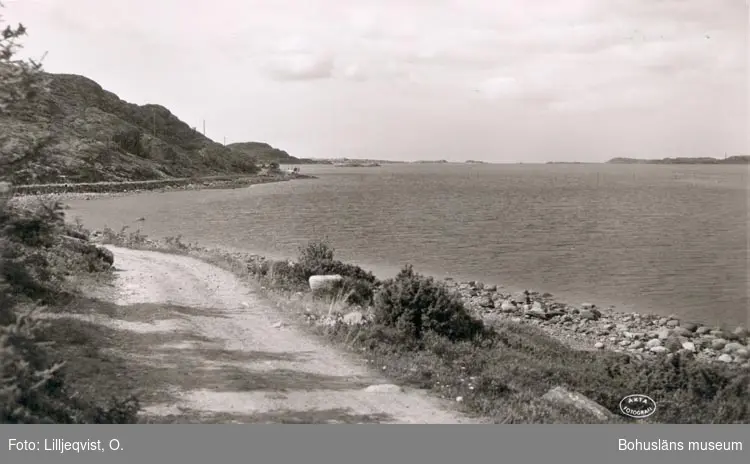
xmin=102 ymin=245 xmax=482 ymax=424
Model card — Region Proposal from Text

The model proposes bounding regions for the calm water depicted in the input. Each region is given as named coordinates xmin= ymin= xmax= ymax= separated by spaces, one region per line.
xmin=65 ymin=163 xmax=749 ymax=328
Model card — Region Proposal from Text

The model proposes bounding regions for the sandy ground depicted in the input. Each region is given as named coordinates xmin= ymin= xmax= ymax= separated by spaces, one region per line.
xmin=97 ymin=245 xmax=482 ymax=424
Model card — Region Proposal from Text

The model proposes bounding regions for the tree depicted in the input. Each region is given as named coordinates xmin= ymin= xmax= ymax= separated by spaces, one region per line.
xmin=0 ymin=1 xmax=48 ymax=115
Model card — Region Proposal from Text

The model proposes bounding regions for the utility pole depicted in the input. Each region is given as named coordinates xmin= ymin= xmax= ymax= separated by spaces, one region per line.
xmin=203 ymin=120 xmax=206 ymax=136
xmin=152 ymin=108 xmax=156 ymax=136
xmin=223 ymin=136 xmax=226 ymax=146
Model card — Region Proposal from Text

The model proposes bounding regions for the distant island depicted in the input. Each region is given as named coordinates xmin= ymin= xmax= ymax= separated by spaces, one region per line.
xmin=465 ymin=160 xmax=488 ymax=164
xmin=546 ymin=161 xmax=596 ymax=165
xmin=412 ymin=160 xmax=449 ymax=164
xmin=333 ymin=160 xmax=381 ymax=167
xmin=607 ymin=156 xmax=749 ymax=165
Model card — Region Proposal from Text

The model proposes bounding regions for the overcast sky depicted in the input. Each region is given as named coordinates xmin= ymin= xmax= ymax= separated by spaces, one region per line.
xmin=4 ymin=0 xmax=748 ymax=162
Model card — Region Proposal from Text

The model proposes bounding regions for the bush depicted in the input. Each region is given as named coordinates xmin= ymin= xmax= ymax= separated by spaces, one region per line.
xmin=0 ymin=200 xmax=141 ymax=422
xmin=0 ymin=5 xmax=140 ymax=424
xmin=111 ymin=127 xmax=146 ymax=157
xmin=0 ymin=309 xmax=140 ymax=424
xmin=372 ymin=264 xmax=485 ymax=343
xmin=257 ymin=240 xmax=379 ymax=307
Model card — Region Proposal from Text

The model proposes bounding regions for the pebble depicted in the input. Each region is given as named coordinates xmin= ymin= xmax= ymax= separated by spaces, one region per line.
xmin=682 ymin=342 xmax=696 ymax=352
xmin=711 ymin=339 xmax=727 ymax=351
xmin=723 ymin=342 xmax=745 ymax=354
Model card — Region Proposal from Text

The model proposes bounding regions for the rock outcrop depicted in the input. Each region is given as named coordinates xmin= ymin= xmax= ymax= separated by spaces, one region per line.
xmin=1 ymin=71 xmax=260 ymax=184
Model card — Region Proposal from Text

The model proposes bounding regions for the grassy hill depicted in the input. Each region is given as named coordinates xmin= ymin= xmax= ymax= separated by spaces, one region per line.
xmin=0 ymin=70 xmax=261 ymax=184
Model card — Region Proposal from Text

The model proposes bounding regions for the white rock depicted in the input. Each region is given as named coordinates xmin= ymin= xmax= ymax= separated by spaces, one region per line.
xmin=681 ymin=342 xmax=696 ymax=352
xmin=342 ymin=311 xmax=365 ymax=325
xmin=456 ymin=396 xmax=464 ymax=403
xmin=722 ymin=342 xmax=744 ymax=353
xmin=650 ymin=346 xmax=668 ymax=353
xmin=711 ymin=338 xmax=727 ymax=351
xmin=364 ymin=384 xmax=403 ymax=393
xmin=541 ymin=386 xmax=612 ymax=422
xmin=594 ymin=342 xmax=605 ymax=349
xmin=657 ymin=329 xmax=671 ymax=340
xmin=309 ymin=274 xmax=343 ymax=291
xmin=500 ymin=300 xmax=517 ymax=312
xmin=717 ymin=354 xmax=733 ymax=363
xmin=646 ymin=339 xmax=662 ymax=348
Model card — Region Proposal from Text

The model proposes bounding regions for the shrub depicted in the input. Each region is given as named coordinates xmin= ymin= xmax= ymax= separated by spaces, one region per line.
xmin=0 ymin=4 xmax=140 ymax=424
xmin=111 ymin=127 xmax=146 ymax=157
xmin=258 ymin=240 xmax=379 ymax=306
xmin=372 ymin=264 xmax=485 ymax=343
xmin=0 ymin=309 xmax=141 ymax=424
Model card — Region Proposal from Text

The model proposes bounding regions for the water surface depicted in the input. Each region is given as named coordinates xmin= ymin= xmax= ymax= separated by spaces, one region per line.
xmin=66 ymin=163 xmax=749 ymax=327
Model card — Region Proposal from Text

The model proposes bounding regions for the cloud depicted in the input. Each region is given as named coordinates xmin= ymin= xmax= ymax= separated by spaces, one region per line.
xmin=262 ymin=54 xmax=334 ymax=81
xmin=340 ymin=63 xmax=367 ymax=81
xmin=259 ymin=35 xmax=334 ymax=81
xmin=3 ymin=0 xmax=744 ymax=161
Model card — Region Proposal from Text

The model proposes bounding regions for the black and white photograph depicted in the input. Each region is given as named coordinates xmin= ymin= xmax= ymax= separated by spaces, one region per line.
xmin=1 ymin=0 xmax=748 ymax=431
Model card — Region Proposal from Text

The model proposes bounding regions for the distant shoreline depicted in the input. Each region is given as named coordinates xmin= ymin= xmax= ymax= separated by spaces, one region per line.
xmin=284 ymin=157 xmax=749 ymax=166
xmin=607 ymin=156 xmax=749 ymax=165
xmin=8 ymin=173 xmax=316 ymax=199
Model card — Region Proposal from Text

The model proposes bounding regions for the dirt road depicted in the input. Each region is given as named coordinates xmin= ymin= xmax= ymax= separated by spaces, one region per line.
xmin=101 ymin=246 xmax=481 ymax=424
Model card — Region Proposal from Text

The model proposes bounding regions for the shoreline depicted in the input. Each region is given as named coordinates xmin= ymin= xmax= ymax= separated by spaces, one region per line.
xmin=87 ymin=225 xmax=750 ymax=369
xmin=208 ymin=252 xmax=749 ymax=368
xmin=8 ymin=173 xmax=317 ymax=200
xmin=33 ymin=177 xmax=746 ymax=368
xmin=441 ymin=279 xmax=748 ymax=366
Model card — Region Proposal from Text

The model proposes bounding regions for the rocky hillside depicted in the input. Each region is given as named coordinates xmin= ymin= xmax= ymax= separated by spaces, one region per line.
xmin=0 ymin=71 xmax=260 ymax=184
xmin=226 ymin=141 xmax=321 ymax=165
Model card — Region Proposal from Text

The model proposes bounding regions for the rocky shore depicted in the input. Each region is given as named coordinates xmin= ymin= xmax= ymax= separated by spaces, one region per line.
xmin=78 ymin=210 xmax=749 ymax=371
xmin=445 ymin=279 xmax=749 ymax=368
xmin=218 ymin=250 xmax=748 ymax=369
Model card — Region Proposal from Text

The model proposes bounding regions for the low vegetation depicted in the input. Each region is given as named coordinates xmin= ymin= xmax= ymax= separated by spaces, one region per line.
xmin=1 ymin=4 xmax=140 ymax=424
xmin=0 ymin=192 xmax=142 ymax=423
xmin=261 ymin=241 xmax=749 ymax=424
xmin=100 ymin=230 xmax=750 ymax=424
xmin=4 ymin=4 xmax=746 ymax=425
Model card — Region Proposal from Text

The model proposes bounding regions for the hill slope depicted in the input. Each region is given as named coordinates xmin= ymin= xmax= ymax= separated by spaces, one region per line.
xmin=0 ymin=71 xmax=260 ymax=184
xmin=226 ymin=142 xmax=322 ymax=165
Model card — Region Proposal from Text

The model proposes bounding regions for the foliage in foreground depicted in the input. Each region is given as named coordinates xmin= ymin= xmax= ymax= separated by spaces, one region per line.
xmin=1 ymin=5 xmax=140 ymax=423
xmin=0 ymin=194 xmax=141 ymax=423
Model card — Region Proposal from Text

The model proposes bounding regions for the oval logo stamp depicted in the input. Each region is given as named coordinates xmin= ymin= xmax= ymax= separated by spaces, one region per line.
xmin=619 ymin=394 xmax=657 ymax=419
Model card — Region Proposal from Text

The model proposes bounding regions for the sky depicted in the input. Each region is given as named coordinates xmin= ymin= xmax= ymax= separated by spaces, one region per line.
xmin=3 ymin=0 xmax=748 ymax=162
